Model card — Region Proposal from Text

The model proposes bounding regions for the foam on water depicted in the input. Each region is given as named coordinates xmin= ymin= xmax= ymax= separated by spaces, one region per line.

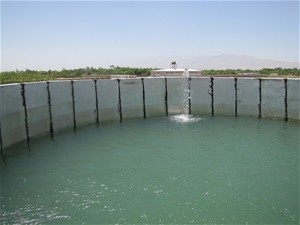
xmin=170 ymin=114 xmax=202 ymax=123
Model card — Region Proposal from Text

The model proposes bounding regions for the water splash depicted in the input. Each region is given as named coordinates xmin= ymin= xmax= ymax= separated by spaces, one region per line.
xmin=170 ymin=69 xmax=201 ymax=123
xmin=170 ymin=114 xmax=201 ymax=123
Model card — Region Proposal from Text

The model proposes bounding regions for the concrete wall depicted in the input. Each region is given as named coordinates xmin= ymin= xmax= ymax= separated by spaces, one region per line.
xmin=73 ymin=80 xmax=97 ymax=126
xmin=0 ymin=78 xmax=299 ymax=150
xmin=167 ymin=78 xmax=185 ymax=115
xmin=48 ymin=81 xmax=73 ymax=132
xmin=214 ymin=78 xmax=236 ymax=116
xmin=287 ymin=79 xmax=300 ymax=121
xmin=25 ymin=82 xmax=50 ymax=138
xmin=119 ymin=79 xmax=144 ymax=119
xmin=0 ymin=84 xmax=26 ymax=148
xmin=144 ymin=78 xmax=166 ymax=117
xmin=190 ymin=77 xmax=211 ymax=115
xmin=237 ymin=78 xmax=260 ymax=117
xmin=97 ymin=80 xmax=120 ymax=121
xmin=261 ymin=79 xmax=286 ymax=119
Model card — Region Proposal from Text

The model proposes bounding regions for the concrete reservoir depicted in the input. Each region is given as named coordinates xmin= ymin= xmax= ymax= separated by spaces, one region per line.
xmin=0 ymin=77 xmax=299 ymax=150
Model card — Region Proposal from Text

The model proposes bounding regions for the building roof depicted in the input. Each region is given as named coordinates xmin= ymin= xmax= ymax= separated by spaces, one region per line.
xmin=152 ymin=68 xmax=200 ymax=72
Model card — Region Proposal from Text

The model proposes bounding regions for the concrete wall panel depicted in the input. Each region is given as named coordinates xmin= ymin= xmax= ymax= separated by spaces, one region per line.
xmin=98 ymin=80 xmax=119 ymax=121
xmin=167 ymin=78 xmax=185 ymax=115
xmin=287 ymin=79 xmax=300 ymax=121
xmin=237 ymin=78 xmax=259 ymax=117
xmin=0 ymin=84 xmax=26 ymax=148
xmin=73 ymin=80 xmax=96 ymax=126
xmin=190 ymin=77 xmax=211 ymax=116
xmin=214 ymin=78 xmax=235 ymax=116
xmin=48 ymin=81 xmax=73 ymax=132
xmin=120 ymin=79 xmax=143 ymax=119
xmin=144 ymin=78 xmax=165 ymax=117
xmin=261 ymin=79 xmax=285 ymax=119
xmin=25 ymin=82 xmax=50 ymax=138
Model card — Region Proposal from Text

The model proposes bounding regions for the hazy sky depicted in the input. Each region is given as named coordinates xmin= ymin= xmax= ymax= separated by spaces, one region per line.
xmin=1 ymin=0 xmax=299 ymax=71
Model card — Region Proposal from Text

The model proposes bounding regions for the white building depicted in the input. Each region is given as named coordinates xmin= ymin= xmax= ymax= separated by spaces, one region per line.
xmin=110 ymin=74 xmax=137 ymax=79
xmin=150 ymin=68 xmax=202 ymax=77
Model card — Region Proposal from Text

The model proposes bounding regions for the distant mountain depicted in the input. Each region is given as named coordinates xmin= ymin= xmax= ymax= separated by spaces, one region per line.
xmin=100 ymin=54 xmax=299 ymax=70
xmin=175 ymin=54 xmax=299 ymax=70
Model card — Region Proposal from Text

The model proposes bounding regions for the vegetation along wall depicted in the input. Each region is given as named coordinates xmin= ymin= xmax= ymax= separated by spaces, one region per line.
xmin=0 ymin=77 xmax=299 ymax=151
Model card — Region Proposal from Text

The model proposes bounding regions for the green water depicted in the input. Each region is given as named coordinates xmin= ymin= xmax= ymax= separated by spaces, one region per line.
xmin=0 ymin=116 xmax=299 ymax=224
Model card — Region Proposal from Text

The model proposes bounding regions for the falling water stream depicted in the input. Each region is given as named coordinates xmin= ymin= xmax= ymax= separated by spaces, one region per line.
xmin=171 ymin=69 xmax=201 ymax=123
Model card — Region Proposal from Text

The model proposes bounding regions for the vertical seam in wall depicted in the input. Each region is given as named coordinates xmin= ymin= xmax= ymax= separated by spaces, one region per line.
xmin=209 ymin=77 xmax=214 ymax=116
xmin=188 ymin=77 xmax=192 ymax=115
xmin=234 ymin=78 xmax=238 ymax=117
xmin=284 ymin=78 xmax=288 ymax=121
xmin=71 ymin=80 xmax=77 ymax=130
xmin=258 ymin=79 xmax=262 ymax=118
xmin=0 ymin=120 xmax=4 ymax=159
xmin=94 ymin=79 xmax=99 ymax=125
xmin=141 ymin=78 xmax=146 ymax=119
xmin=117 ymin=79 xmax=123 ymax=122
xmin=46 ymin=82 xmax=54 ymax=139
xmin=21 ymin=83 xmax=30 ymax=148
xmin=165 ymin=77 xmax=168 ymax=117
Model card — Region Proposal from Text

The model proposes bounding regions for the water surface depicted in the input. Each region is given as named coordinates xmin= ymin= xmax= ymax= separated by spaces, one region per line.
xmin=1 ymin=116 xmax=299 ymax=224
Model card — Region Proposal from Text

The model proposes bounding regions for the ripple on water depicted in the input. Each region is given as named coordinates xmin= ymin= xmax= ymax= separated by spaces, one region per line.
xmin=1 ymin=116 xmax=299 ymax=224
